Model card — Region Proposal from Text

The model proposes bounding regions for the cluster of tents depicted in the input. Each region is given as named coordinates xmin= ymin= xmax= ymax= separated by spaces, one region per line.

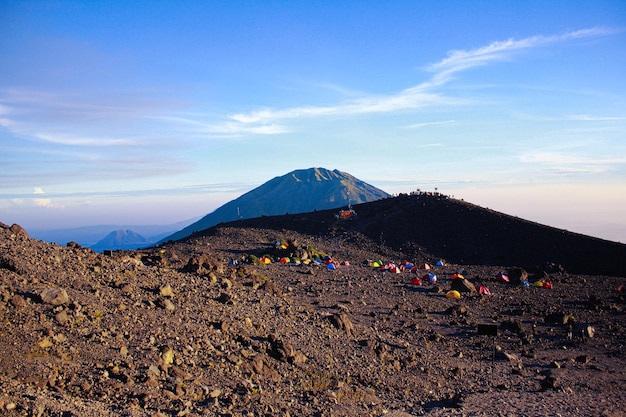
xmin=368 ymin=259 xmax=445 ymax=273
xmin=253 ymin=239 xmax=556 ymax=297
xmin=365 ymin=259 xmax=555 ymax=298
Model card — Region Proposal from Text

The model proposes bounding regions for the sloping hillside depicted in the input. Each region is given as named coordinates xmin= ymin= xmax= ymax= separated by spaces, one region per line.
xmin=162 ymin=167 xmax=389 ymax=242
xmin=191 ymin=193 xmax=626 ymax=276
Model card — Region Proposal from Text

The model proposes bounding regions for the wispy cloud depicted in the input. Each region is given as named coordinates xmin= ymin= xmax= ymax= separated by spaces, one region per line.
xmin=0 ymin=28 xmax=618 ymax=155
xmin=426 ymin=27 xmax=619 ymax=84
xmin=520 ymin=151 xmax=626 ymax=174
xmin=566 ymin=114 xmax=626 ymax=122
xmin=28 ymin=186 xmax=66 ymax=209
xmin=227 ymin=27 xmax=617 ymax=131
xmin=0 ymin=88 xmax=185 ymax=145
xmin=405 ymin=120 xmax=456 ymax=129
xmin=2 ymin=182 xmax=256 ymax=201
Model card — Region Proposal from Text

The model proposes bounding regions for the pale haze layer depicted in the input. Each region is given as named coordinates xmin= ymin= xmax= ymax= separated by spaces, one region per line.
xmin=1 ymin=1 xmax=625 ymax=242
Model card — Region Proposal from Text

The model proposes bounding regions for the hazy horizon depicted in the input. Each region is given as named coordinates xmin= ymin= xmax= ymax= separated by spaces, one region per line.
xmin=1 ymin=1 xmax=625 ymax=243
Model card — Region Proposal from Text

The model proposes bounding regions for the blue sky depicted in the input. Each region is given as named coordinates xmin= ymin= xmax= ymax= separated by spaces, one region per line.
xmin=1 ymin=1 xmax=625 ymax=242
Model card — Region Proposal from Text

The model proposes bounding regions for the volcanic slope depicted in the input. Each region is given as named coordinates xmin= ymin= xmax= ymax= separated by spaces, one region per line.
xmin=186 ymin=193 xmax=626 ymax=277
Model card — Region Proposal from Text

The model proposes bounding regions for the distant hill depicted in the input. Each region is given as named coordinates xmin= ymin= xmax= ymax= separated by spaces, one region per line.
xmin=162 ymin=167 xmax=390 ymax=242
xmin=89 ymin=229 xmax=151 ymax=252
xmin=28 ymin=218 xmax=197 ymax=249
xmin=187 ymin=192 xmax=626 ymax=277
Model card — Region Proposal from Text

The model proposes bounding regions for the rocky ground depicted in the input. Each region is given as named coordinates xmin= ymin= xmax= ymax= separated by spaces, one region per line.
xmin=1 ymin=217 xmax=625 ymax=416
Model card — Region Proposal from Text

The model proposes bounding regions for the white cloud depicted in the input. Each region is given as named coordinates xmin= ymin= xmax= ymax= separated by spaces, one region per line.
xmin=566 ymin=114 xmax=626 ymax=121
xmin=33 ymin=187 xmax=45 ymax=194
xmin=35 ymin=132 xmax=137 ymax=146
xmin=405 ymin=120 xmax=456 ymax=129
xmin=33 ymin=197 xmax=65 ymax=209
xmin=226 ymin=27 xmax=616 ymax=131
xmin=519 ymin=151 xmax=626 ymax=174
xmin=426 ymin=27 xmax=619 ymax=84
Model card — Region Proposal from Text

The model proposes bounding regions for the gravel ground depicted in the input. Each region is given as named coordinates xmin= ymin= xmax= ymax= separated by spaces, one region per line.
xmin=1 ymin=213 xmax=625 ymax=416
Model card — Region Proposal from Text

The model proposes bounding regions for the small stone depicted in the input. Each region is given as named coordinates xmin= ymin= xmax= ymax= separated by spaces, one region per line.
xmin=10 ymin=295 xmax=26 ymax=308
xmin=329 ymin=313 xmax=355 ymax=336
xmin=209 ymin=389 xmax=222 ymax=398
xmin=53 ymin=333 xmax=67 ymax=343
xmin=40 ymin=287 xmax=70 ymax=305
xmin=161 ymin=298 xmax=176 ymax=312
xmin=216 ymin=292 xmax=234 ymax=304
xmin=159 ymin=284 xmax=174 ymax=298
xmin=148 ymin=365 xmax=161 ymax=377
xmin=161 ymin=347 xmax=174 ymax=367
xmin=38 ymin=337 xmax=53 ymax=348
xmin=541 ymin=374 xmax=559 ymax=390
xmin=55 ymin=310 xmax=69 ymax=325
xmin=120 ymin=346 xmax=129 ymax=356
xmin=576 ymin=355 xmax=591 ymax=364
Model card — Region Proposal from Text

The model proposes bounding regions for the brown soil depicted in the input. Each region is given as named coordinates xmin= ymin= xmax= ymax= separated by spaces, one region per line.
xmin=1 ymin=196 xmax=625 ymax=416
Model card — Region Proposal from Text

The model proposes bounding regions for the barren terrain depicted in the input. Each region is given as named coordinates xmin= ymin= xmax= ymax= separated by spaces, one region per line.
xmin=1 ymin=194 xmax=625 ymax=416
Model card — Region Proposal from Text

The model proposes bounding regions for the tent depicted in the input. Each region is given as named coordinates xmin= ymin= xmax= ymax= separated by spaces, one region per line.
xmin=496 ymin=271 xmax=510 ymax=282
xmin=423 ymin=273 xmax=437 ymax=284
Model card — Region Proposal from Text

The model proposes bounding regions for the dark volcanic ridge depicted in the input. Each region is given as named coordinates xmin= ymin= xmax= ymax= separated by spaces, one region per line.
xmin=170 ymin=193 xmax=626 ymax=278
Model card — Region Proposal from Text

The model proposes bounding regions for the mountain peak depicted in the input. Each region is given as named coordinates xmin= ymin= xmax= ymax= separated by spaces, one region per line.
xmin=162 ymin=168 xmax=389 ymax=242
xmin=90 ymin=229 xmax=150 ymax=252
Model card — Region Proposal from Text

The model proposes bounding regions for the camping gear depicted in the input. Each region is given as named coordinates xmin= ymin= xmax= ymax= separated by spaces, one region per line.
xmin=496 ymin=271 xmax=510 ymax=282
xmin=451 ymin=273 xmax=464 ymax=280
xmin=411 ymin=277 xmax=422 ymax=285
xmin=446 ymin=290 xmax=461 ymax=299
xmin=532 ymin=279 xmax=552 ymax=288
xmin=479 ymin=286 xmax=492 ymax=295
xmin=424 ymin=273 xmax=437 ymax=284
xmin=435 ymin=260 xmax=445 ymax=266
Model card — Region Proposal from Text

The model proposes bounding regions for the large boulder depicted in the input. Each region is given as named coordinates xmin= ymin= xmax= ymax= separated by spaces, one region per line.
xmin=451 ymin=277 xmax=477 ymax=293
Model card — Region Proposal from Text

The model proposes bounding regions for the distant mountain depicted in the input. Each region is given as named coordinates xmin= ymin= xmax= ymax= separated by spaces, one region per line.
xmin=162 ymin=167 xmax=390 ymax=242
xmin=29 ymin=218 xmax=198 ymax=249
xmin=89 ymin=230 xmax=151 ymax=252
